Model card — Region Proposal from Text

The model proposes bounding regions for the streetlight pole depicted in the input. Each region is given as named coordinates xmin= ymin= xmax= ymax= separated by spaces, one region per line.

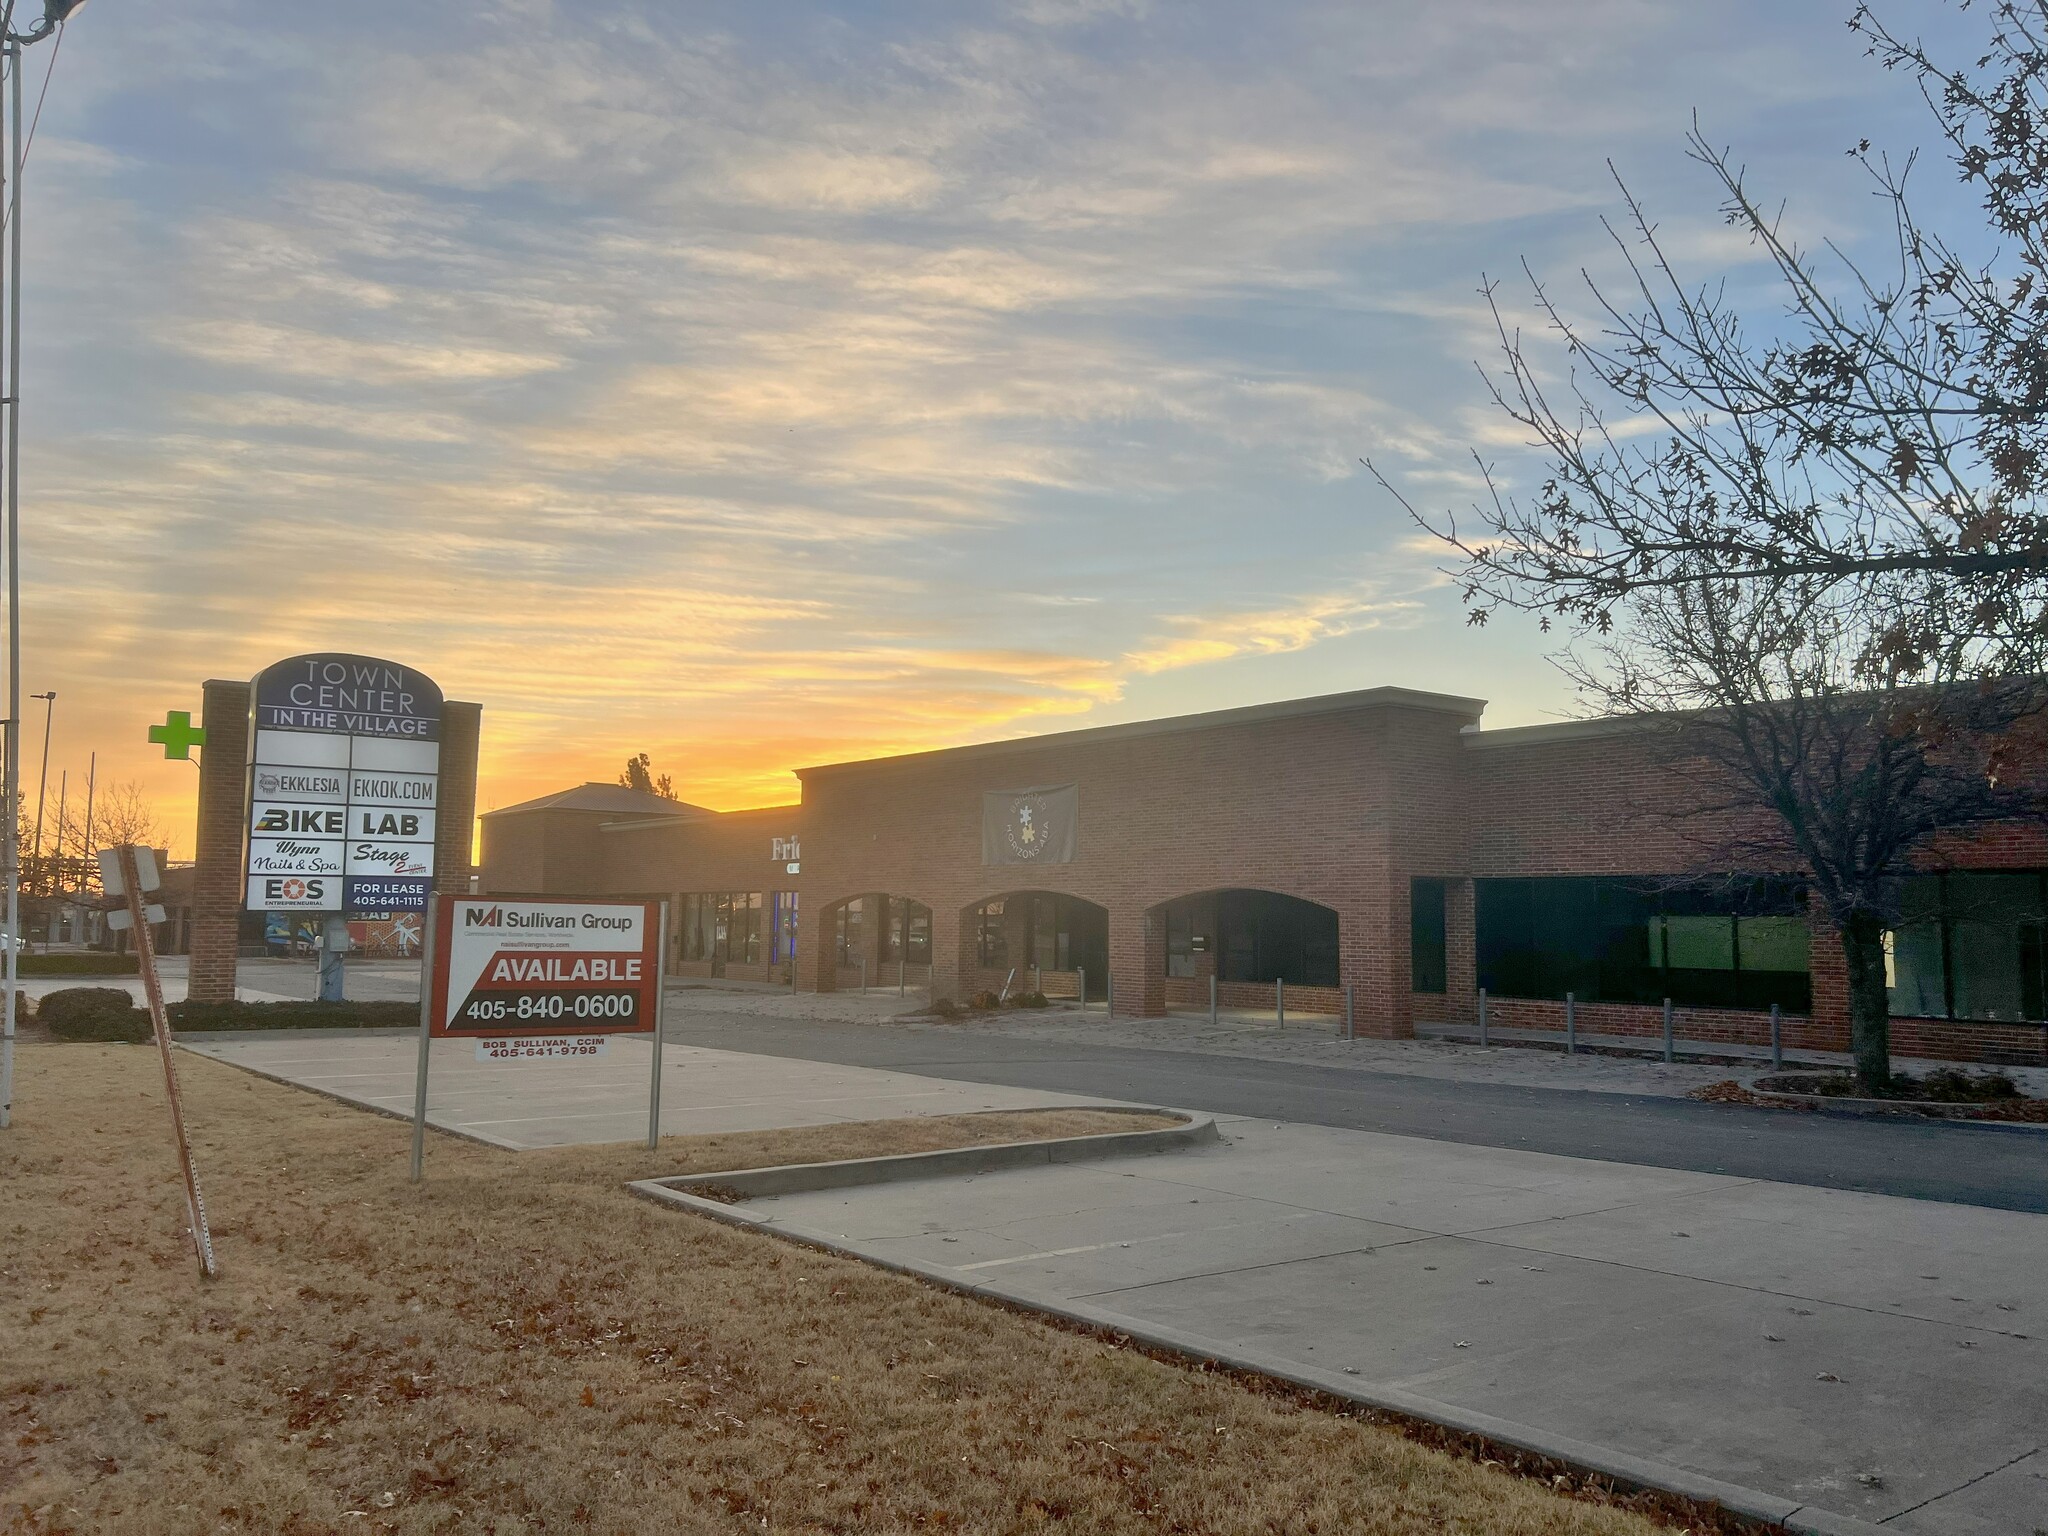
xmin=1 ymin=0 xmax=89 ymax=1131
xmin=27 ymin=687 xmax=49 ymax=892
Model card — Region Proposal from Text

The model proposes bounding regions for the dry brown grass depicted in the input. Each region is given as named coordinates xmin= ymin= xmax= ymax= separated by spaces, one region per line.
xmin=3 ymin=1044 xmax=1688 ymax=1536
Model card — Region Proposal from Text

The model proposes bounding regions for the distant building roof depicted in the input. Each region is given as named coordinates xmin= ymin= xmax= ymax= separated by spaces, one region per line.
xmin=481 ymin=782 xmax=711 ymax=820
xmin=800 ymin=685 xmax=1489 ymax=778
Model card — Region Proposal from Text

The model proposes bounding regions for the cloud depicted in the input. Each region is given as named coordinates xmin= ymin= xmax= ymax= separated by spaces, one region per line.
xmin=21 ymin=0 xmax=1928 ymax=851
xmin=168 ymin=319 xmax=561 ymax=384
xmin=1123 ymin=588 xmax=1418 ymax=675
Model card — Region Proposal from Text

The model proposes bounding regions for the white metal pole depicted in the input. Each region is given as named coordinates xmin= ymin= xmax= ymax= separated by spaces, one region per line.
xmin=409 ymin=895 xmax=439 ymax=1183
xmin=1 ymin=42 xmax=21 ymax=1131
xmin=77 ymin=749 xmax=91 ymax=889
xmin=27 ymin=689 xmax=47 ymax=889
xmin=646 ymin=900 xmax=668 ymax=1150
xmin=49 ymin=766 xmax=62 ymax=896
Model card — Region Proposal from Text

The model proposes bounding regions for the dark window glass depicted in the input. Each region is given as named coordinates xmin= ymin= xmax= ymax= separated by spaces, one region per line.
xmin=878 ymin=897 xmax=931 ymax=966
xmin=1166 ymin=904 xmax=1195 ymax=979
xmin=1410 ymin=878 xmax=1447 ymax=994
xmin=976 ymin=898 xmax=1006 ymax=969
xmin=1215 ymin=891 xmax=1339 ymax=987
xmin=680 ymin=892 xmax=765 ymax=964
xmin=835 ymin=898 xmax=864 ymax=968
xmin=769 ymin=891 xmax=799 ymax=964
xmin=1476 ymin=876 xmax=1808 ymax=1012
xmin=1890 ymin=871 xmax=2048 ymax=1023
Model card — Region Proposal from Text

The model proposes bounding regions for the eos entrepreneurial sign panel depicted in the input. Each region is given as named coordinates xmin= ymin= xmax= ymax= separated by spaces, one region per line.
xmin=244 ymin=653 xmax=442 ymax=915
xmin=428 ymin=900 xmax=662 ymax=1053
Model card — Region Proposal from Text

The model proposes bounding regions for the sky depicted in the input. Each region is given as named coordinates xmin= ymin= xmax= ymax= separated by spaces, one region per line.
xmin=7 ymin=0 xmax=1994 ymax=854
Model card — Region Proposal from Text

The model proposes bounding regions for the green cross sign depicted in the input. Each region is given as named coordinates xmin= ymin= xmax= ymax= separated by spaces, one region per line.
xmin=149 ymin=710 xmax=207 ymax=760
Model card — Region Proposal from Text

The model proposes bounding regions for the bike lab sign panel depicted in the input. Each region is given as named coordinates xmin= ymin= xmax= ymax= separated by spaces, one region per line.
xmin=245 ymin=653 xmax=441 ymax=916
xmin=429 ymin=899 xmax=662 ymax=1061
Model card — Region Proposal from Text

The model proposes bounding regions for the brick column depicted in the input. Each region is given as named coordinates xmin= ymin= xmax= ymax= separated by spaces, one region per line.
xmin=434 ymin=701 xmax=482 ymax=899
xmin=1111 ymin=903 xmax=1166 ymax=1018
xmin=188 ymin=678 xmax=250 ymax=1005
xmin=927 ymin=902 xmax=962 ymax=1004
xmin=1445 ymin=877 xmax=1477 ymax=1024
xmin=1348 ymin=882 xmax=1415 ymax=1040
xmin=801 ymin=904 xmax=835 ymax=992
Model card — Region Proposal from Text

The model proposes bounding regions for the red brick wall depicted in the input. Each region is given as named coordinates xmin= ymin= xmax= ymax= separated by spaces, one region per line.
xmin=188 ymin=679 xmax=251 ymax=1005
xmin=600 ymin=804 xmax=799 ymax=898
xmin=793 ymin=692 xmax=1485 ymax=1034
xmin=435 ymin=703 xmax=481 ymax=899
xmin=502 ymin=692 xmax=2048 ymax=1065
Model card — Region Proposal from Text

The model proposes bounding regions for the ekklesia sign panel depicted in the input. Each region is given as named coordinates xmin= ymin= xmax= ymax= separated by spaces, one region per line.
xmin=244 ymin=653 xmax=442 ymax=915
xmin=430 ymin=899 xmax=662 ymax=1040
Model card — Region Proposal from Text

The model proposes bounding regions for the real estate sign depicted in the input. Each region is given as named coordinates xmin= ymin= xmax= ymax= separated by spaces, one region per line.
xmin=244 ymin=653 xmax=443 ymax=915
xmin=428 ymin=898 xmax=663 ymax=1048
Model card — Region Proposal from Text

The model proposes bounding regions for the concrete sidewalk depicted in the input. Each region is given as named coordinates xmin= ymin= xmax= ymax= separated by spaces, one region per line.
xmin=17 ymin=955 xmax=425 ymax=1007
xmin=179 ymin=1030 xmax=1125 ymax=1149
xmin=721 ymin=1115 xmax=2048 ymax=1534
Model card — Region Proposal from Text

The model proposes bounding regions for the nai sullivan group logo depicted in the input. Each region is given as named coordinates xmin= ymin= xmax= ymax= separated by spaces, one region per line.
xmin=462 ymin=905 xmax=578 ymax=931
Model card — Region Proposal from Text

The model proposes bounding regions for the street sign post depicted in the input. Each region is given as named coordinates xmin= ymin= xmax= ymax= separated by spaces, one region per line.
xmin=102 ymin=842 xmax=218 ymax=1279
xmin=410 ymin=896 xmax=668 ymax=1179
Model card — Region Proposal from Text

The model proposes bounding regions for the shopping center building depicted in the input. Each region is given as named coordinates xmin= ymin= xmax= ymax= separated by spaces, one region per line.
xmin=478 ymin=685 xmax=2048 ymax=1065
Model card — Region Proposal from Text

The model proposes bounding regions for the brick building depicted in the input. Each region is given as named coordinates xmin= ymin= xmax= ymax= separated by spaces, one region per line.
xmin=478 ymin=685 xmax=2048 ymax=1065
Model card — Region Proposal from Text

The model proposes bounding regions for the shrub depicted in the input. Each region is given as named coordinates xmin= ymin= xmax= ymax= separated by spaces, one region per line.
xmin=37 ymin=987 xmax=150 ymax=1043
xmin=19 ymin=953 xmax=139 ymax=977
xmin=167 ymin=1000 xmax=419 ymax=1033
xmin=1004 ymin=991 xmax=1050 ymax=1009
xmin=1913 ymin=1068 xmax=2021 ymax=1103
xmin=967 ymin=990 xmax=1003 ymax=1011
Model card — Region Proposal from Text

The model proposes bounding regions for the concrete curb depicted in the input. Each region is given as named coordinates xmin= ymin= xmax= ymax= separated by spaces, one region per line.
xmin=632 ymin=1141 xmax=1886 ymax=1536
xmin=1741 ymin=1074 xmax=2048 ymax=1132
xmin=642 ymin=1107 xmax=1216 ymax=1200
xmin=175 ymin=1038 xmax=528 ymax=1151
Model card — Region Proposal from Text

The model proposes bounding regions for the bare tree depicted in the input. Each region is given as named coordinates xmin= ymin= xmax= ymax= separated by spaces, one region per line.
xmin=1375 ymin=2 xmax=2048 ymax=1088
xmin=619 ymin=752 xmax=678 ymax=801
xmin=1570 ymin=573 xmax=2029 ymax=1088
xmin=57 ymin=779 xmax=163 ymax=894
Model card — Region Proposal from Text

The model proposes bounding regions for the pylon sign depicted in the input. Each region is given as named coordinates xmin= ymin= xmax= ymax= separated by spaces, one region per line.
xmin=244 ymin=653 xmax=442 ymax=915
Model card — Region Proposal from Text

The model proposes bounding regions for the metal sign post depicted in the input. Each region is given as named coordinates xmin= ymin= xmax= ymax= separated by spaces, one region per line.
xmin=646 ymin=901 xmax=668 ymax=1150
xmin=418 ymin=896 xmax=665 ymax=1171
xmin=105 ymin=843 xmax=217 ymax=1279
xmin=409 ymin=893 xmax=440 ymax=1183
